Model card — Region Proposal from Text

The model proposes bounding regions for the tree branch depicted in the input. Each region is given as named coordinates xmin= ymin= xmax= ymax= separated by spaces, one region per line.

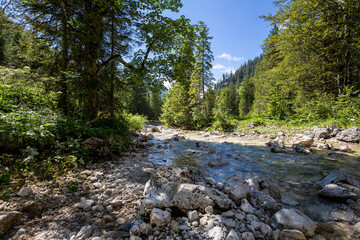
xmin=1 ymin=0 xmax=12 ymax=13
xmin=85 ymin=110 xmax=110 ymax=126
xmin=96 ymin=37 xmax=157 ymax=75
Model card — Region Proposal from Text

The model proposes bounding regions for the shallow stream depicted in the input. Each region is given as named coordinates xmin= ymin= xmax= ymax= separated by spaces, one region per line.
xmin=146 ymin=126 xmax=360 ymax=224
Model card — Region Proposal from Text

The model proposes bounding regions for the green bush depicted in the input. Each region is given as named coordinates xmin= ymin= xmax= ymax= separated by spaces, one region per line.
xmin=124 ymin=113 xmax=147 ymax=131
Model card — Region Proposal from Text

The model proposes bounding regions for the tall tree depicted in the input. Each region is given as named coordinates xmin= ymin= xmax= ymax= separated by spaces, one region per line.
xmin=190 ymin=21 xmax=214 ymax=121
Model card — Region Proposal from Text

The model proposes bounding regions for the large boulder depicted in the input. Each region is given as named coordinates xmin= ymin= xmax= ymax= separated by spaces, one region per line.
xmin=0 ymin=211 xmax=22 ymax=238
xmin=272 ymin=208 xmax=317 ymax=237
xmin=256 ymin=193 xmax=279 ymax=214
xmin=336 ymin=127 xmax=360 ymax=143
xmin=327 ymin=125 xmax=343 ymax=137
xmin=141 ymin=181 xmax=232 ymax=214
xmin=82 ymin=137 xmax=110 ymax=157
xmin=318 ymin=184 xmax=359 ymax=201
xmin=313 ymin=127 xmax=330 ymax=139
xmin=317 ymin=171 xmax=360 ymax=201
xmin=292 ymin=134 xmax=314 ymax=147
xmin=317 ymin=171 xmax=360 ymax=188
xmin=223 ymin=175 xmax=250 ymax=205
xmin=257 ymin=177 xmax=281 ymax=200
xmin=150 ymin=127 xmax=161 ymax=133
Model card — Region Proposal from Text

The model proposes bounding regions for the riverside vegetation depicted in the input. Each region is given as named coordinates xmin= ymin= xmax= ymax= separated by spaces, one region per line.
xmin=0 ymin=0 xmax=360 ymax=240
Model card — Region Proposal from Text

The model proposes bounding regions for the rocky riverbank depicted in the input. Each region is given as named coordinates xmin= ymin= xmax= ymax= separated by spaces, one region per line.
xmin=1 ymin=125 xmax=360 ymax=239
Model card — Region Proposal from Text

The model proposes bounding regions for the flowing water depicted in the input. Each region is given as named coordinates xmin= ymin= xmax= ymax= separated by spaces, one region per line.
xmin=146 ymin=126 xmax=360 ymax=224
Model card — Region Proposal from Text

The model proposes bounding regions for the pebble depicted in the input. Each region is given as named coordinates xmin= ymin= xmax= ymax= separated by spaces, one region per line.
xmin=187 ymin=210 xmax=199 ymax=222
xmin=205 ymin=206 xmax=214 ymax=215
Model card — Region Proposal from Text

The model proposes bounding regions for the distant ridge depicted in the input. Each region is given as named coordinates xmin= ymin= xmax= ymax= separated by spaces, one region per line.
xmin=214 ymin=54 xmax=262 ymax=91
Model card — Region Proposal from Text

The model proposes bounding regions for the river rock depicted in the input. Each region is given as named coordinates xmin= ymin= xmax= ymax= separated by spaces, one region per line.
xmin=142 ymin=181 xmax=232 ymax=214
xmin=337 ymin=127 xmax=360 ymax=143
xmin=76 ymin=225 xmax=92 ymax=240
xmin=318 ymin=183 xmax=359 ymax=201
xmin=240 ymin=199 xmax=255 ymax=214
xmin=328 ymin=152 xmax=345 ymax=158
xmin=272 ymin=208 xmax=317 ymax=237
xmin=150 ymin=208 xmax=171 ymax=227
xmin=292 ymin=144 xmax=312 ymax=154
xmin=317 ymin=143 xmax=330 ymax=149
xmin=327 ymin=125 xmax=343 ymax=137
xmin=20 ymin=201 xmax=43 ymax=219
xmin=0 ymin=211 xmax=22 ymax=237
xmin=82 ymin=137 xmax=109 ymax=157
xmin=339 ymin=145 xmax=351 ymax=152
xmin=257 ymin=177 xmax=281 ymax=200
xmin=187 ymin=210 xmax=199 ymax=222
xmin=208 ymin=226 xmax=223 ymax=240
xmin=205 ymin=206 xmax=214 ymax=215
xmin=223 ymin=175 xmax=250 ymax=204
xmin=17 ymin=187 xmax=33 ymax=197
xmin=337 ymin=127 xmax=360 ymax=142
xmin=271 ymin=147 xmax=288 ymax=153
xmin=171 ymin=135 xmax=185 ymax=141
xmin=170 ymin=220 xmax=180 ymax=233
xmin=257 ymin=193 xmax=279 ymax=214
xmin=140 ymin=223 xmax=152 ymax=235
xmin=265 ymin=137 xmax=285 ymax=148
xmin=225 ymin=218 xmax=237 ymax=228
xmin=151 ymin=127 xmax=161 ymax=133
xmin=281 ymin=229 xmax=306 ymax=240
xmin=313 ymin=127 xmax=330 ymax=139
xmin=208 ymin=157 xmax=230 ymax=167
xmin=317 ymin=171 xmax=360 ymax=189
xmin=242 ymin=232 xmax=255 ymax=240
xmin=74 ymin=199 xmax=95 ymax=211
xmin=226 ymin=229 xmax=240 ymax=240
xmin=292 ymin=134 xmax=314 ymax=147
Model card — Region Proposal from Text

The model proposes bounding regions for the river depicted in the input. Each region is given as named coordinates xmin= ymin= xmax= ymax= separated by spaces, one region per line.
xmin=145 ymin=125 xmax=360 ymax=227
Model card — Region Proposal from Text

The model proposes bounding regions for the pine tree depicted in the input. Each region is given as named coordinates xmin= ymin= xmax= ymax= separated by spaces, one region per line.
xmin=189 ymin=22 xmax=214 ymax=122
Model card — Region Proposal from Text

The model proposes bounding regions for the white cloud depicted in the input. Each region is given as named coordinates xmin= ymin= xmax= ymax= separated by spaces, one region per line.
xmin=217 ymin=53 xmax=244 ymax=62
xmin=213 ymin=64 xmax=227 ymax=70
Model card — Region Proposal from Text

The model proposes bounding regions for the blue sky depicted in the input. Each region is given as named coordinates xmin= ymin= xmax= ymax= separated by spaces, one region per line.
xmin=166 ymin=0 xmax=277 ymax=81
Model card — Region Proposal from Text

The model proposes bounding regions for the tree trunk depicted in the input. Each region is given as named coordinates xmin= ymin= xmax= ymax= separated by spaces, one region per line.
xmin=110 ymin=13 xmax=115 ymax=117
xmin=83 ymin=1 xmax=102 ymax=120
xmin=59 ymin=0 xmax=68 ymax=115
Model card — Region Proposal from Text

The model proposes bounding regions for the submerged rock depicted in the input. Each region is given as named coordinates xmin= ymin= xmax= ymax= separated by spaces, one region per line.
xmin=208 ymin=157 xmax=230 ymax=167
xmin=272 ymin=208 xmax=317 ymax=237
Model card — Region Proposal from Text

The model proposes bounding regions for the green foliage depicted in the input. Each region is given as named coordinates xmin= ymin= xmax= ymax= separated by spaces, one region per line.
xmin=192 ymin=106 xmax=206 ymax=129
xmin=124 ymin=113 xmax=147 ymax=131
xmin=238 ymin=76 xmax=255 ymax=117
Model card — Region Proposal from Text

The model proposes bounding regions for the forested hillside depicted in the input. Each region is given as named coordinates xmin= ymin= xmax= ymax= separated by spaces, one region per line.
xmin=214 ymin=55 xmax=262 ymax=91
xmin=162 ymin=0 xmax=360 ymax=131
